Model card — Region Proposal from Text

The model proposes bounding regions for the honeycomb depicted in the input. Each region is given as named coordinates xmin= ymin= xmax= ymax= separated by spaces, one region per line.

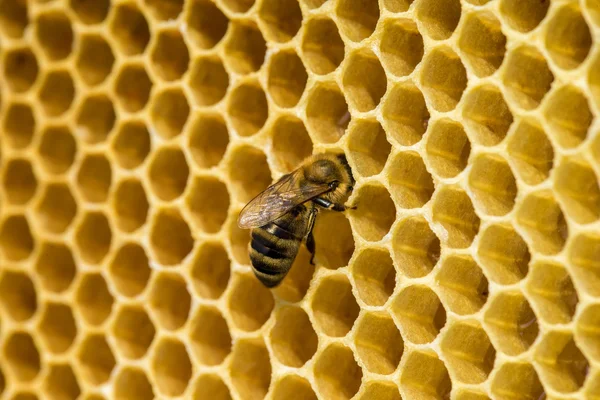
xmin=0 ymin=0 xmax=599 ymax=398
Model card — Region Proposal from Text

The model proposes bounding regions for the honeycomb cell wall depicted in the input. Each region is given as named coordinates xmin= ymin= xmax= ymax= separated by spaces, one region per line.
xmin=0 ymin=0 xmax=599 ymax=399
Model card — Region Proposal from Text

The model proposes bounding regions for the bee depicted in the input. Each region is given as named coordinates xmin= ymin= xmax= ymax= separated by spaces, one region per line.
xmin=237 ymin=153 xmax=355 ymax=288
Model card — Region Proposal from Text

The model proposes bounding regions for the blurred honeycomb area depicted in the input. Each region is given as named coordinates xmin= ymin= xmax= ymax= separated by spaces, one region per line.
xmin=1 ymin=0 xmax=600 ymax=398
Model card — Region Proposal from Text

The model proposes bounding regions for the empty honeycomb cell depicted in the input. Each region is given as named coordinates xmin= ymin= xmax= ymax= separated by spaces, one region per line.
xmin=149 ymin=208 xmax=194 ymax=265
xmin=0 ymin=0 xmax=28 ymax=38
xmin=271 ymin=115 xmax=312 ymax=173
xmin=228 ymin=82 xmax=268 ymax=136
xmin=34 ymin=11 xmax=73 ymax=61
xmin=188 ymin=56 xmax=229 ymax=107
xmin=351 ymin=247 xmax=395 ymax=307
xmin=544 ymin=85 xmax=593 ymax=149
xmin=267 ymin=50 xmax=307 ymax=109
xmin=228 ymin=273 xmax=274 ymax=331
xmin=313 ymin=210 xmax=355 ymax=269
xmin=314 ymin=343 xmax=362 ymax=400
xmin=144 ymin=0 xmax=183 ymax=20
xmin=0 ymin=271 xmax=37 ymax=322
xmin=302 ymin=0 xmax=327 ymax=8
xmin=69 ymin=0 xmax=109 ymax=24
xmin=484 ymin=291 xmax=538 ymax=356
xmin=269 ymin=306 xmax=317 ymax=367
xmin=112 ymin=120 xmax=151 ymax=169
xmin=305 ymin=82 xmax=349 ymax=144
xmin=469 ymin=154 xmax=517 ymax=216
xmin=109 ymin=243 xmax=151 ymax=298
xmin=191 ymin=241 xmax=231 ymax=299
xmin=502 ymin=46 xmax=553 ymax=111
xmin=506 ymin=118 xmax=554 ymax=186
xmin=4 ymin=331 xmax=41 ymax=382
xmin=76 ymin=35 xmax=115 ymax=88
xmin=453 ymin=391 xmax=490 ymax=400
xmin=387 ymin=151 xmax=434 ymax=208
xmin=458 ymin=11 xmax=506 ymax=77
xmin=114 ymin=63 xmax=153 ymax=112
xmin=311 ymin=274 xmax=359 ymax=337
xmin=148 ymin=147 xmax=189 ymax=201
xmin=35 ymin=242 xmax=76 ymax=293
xmin=3 ymin=47 xmax=38 ymax=93
xmin=392 ymin=216 xmax=440 ymax=277
xmin=526 ymin=261 xmax=578 ymax=325
xmin=223 ymin=21 xmax=266 ymax=74
xmin=150 ymin=29 xmax=189 ymax=81
xmin=358 ymin=382 xmax=401 ymax=400
xmin=230 ymin=339 xmax=271 ymax=400
xmin=0 ymin=215 xmax=34 ymax=261
xmin=425 ymin=119 xmax=470 ymax=178
xmin=462 ymin=84 xmax=513 ymax=146
xmin=545 ymin=4 xmax=591 ymax=70
xmin=349 ymin=184 xmax=396 ymax=241
xmin=569 ymin=231 xmax=600 ymax=296
xmin=193 ymin=375 xmax=233 ymax=400
xmin=110 ymin=2 xmax=150 ymax=56
xmin=221 ymin=0 xmax=254 ymax=13
xmin=190 ymin=306 xmax=231 ymax=366
xmin=391 ymin=285 xmax=446 ymax=344
xmin=382 ymin=82 xmax=430 ymax=146
xmin=354 ymin=312 xmax=403 ymax=375
xmin=399 ymin=350 xmax=452 ymax=400
xmin=258 ymin=0 xmax=302 ymax=42
xmin=415 ymin=0 xmax=461 ymax=40
xmin=478 ymin=224 xmax=530 ymax=285
xmin=150 ymin=88 xmax=190 ymax=139
xmin=535 ymin=331 xmax=589 ymax=393
xmin=75 ymin=95 xmax=116 ymax=144
xmin=435 ymin=254 xmax=489 ymax=316
xmin=2 ymin=158 xmax=37 ymax=205
xmin=3 ymin=102 xmax=35 ymax=149
xmin=440 ymin=320 xmax=495 ymax=384
xmin=149 ymin=273 xmax=191 ymax=331
xmin=272 ymin=375 xmax=317 ymax=400
xmin=38 ymin=69 xmax=75 ymax=117
xmin=517 ymin=191 xmax=568 ymax=255
xmin=491 ymin=362 xmax=543 ymax=400
xmin=227 ymin=145 xmax=271 ymax=203
xmin=44 ymin=364 xmax=80 ymax=400
xmin=301 ymin=17 xmax=344 ymax=75
xmin=38 ymin=126 xmax=77 ymax=174
xmin=499 ymin=0 xmax=549 ymax=32
xmin=114 ymin=367 xmax=154 ymax=400
xmin=37 ymin=302 xmax=76 ymax=354
xmin=112 ymin=179 xmax=149 ymax=233
xmin=151 ymin=338 xmax=193 ymax=396
xmin=112 ymin=305 xmax=155 ymax=360
xmin=379 ymin=18 xmax=423 ymax=78
xmin=554 ymin=156 xmax=600 ymax=224
xmin=420 ymin=46 xmax=467 ymax=112
xmin=11 ymin=393 xmax=36 ymax=400
xmin=77 ymin=334 xmax=115 ymax=386
xmin=346 ymin=120 xmax=390 ymax=178
xmin=75 ymin=273 xmax=114 ymax=326
xmin=34 ymin=183 xmax=77 ymax=234
xmin=185 ymin=0 xmax=228 ymax=49
xmin=76 ymin=154 xmax=112 ymax=203
xmin=346 ymin=51 xmax=389 ymax=113
xmin=189 ymin=113 xmax=229 ymax=169
xmin=272 ymin=246 xmax=316 ymax=303
xmin=335 ymin=0 xmax=379 ymax=42
xmin=576 ymin=303 xmax=600 ymax=361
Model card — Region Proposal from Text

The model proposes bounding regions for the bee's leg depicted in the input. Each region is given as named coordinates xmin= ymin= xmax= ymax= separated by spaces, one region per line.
xmin=313 ymin=197 xmax=347 ymax=212
xmin=305 ymin=208 xmax=318 ymax=265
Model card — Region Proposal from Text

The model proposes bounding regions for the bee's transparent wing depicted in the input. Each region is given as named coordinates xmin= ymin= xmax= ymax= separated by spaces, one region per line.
xmin=237 ymin=170 xmax=330 ymax=229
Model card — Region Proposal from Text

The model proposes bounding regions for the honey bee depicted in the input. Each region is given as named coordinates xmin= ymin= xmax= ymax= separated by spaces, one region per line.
xmin=238 ymin=153 xmax=355 ymax=287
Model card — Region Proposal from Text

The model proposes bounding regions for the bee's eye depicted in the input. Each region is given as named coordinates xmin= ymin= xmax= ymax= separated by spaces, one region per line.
xmin=329 ymin=180 xmax=339 ymax=189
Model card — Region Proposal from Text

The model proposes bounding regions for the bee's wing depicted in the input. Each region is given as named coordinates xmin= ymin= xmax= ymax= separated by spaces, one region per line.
xmin=237 ymin=170 xmax=330 ymax=229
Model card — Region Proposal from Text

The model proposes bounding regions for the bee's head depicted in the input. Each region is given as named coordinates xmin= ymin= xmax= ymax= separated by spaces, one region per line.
xmin=305 ymin=153 xmax=355 ymax=203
